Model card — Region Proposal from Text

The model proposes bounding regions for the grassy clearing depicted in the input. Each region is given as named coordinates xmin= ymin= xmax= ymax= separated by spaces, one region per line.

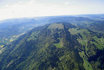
xmin=69 ymin=28 xmax=90 ymax=35
xmin=54 ymin=43 xmax=63 ymax=48
xmin=54 ymin=38 xmax=63 ymax=48
xmin=0 ymin=45 xmax=4 ymax=48
xmin=79 ymin=51 xmax=93 ymax=70
xmin=91 ymin=36 xmax=104 ymax=50
xmin=69 ymin=28 xmax=89 ymax=54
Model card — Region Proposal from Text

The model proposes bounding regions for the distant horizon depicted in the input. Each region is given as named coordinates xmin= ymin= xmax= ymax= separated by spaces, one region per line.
xmin=0 ymin=13 xmax=104 ymax=21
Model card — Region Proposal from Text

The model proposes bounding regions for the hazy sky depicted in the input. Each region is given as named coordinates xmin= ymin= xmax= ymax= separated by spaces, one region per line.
xmin=0 ymin=0 xmax=104 ymax=20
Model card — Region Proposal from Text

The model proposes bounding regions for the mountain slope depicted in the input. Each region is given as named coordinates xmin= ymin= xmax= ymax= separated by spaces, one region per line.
xmin=0 ymin=22 xmax=104 ymax=70
xmin=0 ymin=18 xmax=43 ymax=46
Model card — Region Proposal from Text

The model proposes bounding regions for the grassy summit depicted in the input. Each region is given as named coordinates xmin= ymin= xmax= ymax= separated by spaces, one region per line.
xmin=48 ymin=23 xmax=64 ymax=29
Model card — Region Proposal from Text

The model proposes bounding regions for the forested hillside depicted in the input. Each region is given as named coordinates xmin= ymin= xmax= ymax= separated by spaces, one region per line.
xmin=0 ymin=22 xmax=104 ymax=70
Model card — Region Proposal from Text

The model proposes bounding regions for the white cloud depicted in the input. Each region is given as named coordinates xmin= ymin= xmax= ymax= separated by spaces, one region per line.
xmin=0 ymin=0 xmax=104 ymax=21
xmin=0 ymin=0 xmax=70 ymax=20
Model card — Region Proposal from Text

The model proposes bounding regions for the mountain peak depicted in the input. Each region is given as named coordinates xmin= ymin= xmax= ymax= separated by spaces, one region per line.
xmin=47 ymin=22 xmax=75 ymax=30
xmin=48 ymin=23 xmax=64 ymax=29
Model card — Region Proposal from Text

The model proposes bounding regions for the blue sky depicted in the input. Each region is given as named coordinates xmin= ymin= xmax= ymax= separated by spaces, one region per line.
xmin=0 ymin=0 xmax=104 ymax=20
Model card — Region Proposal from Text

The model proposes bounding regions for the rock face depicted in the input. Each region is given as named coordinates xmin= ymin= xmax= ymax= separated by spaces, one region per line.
xmin=0 ymin=22 xmax=104 ymax=70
